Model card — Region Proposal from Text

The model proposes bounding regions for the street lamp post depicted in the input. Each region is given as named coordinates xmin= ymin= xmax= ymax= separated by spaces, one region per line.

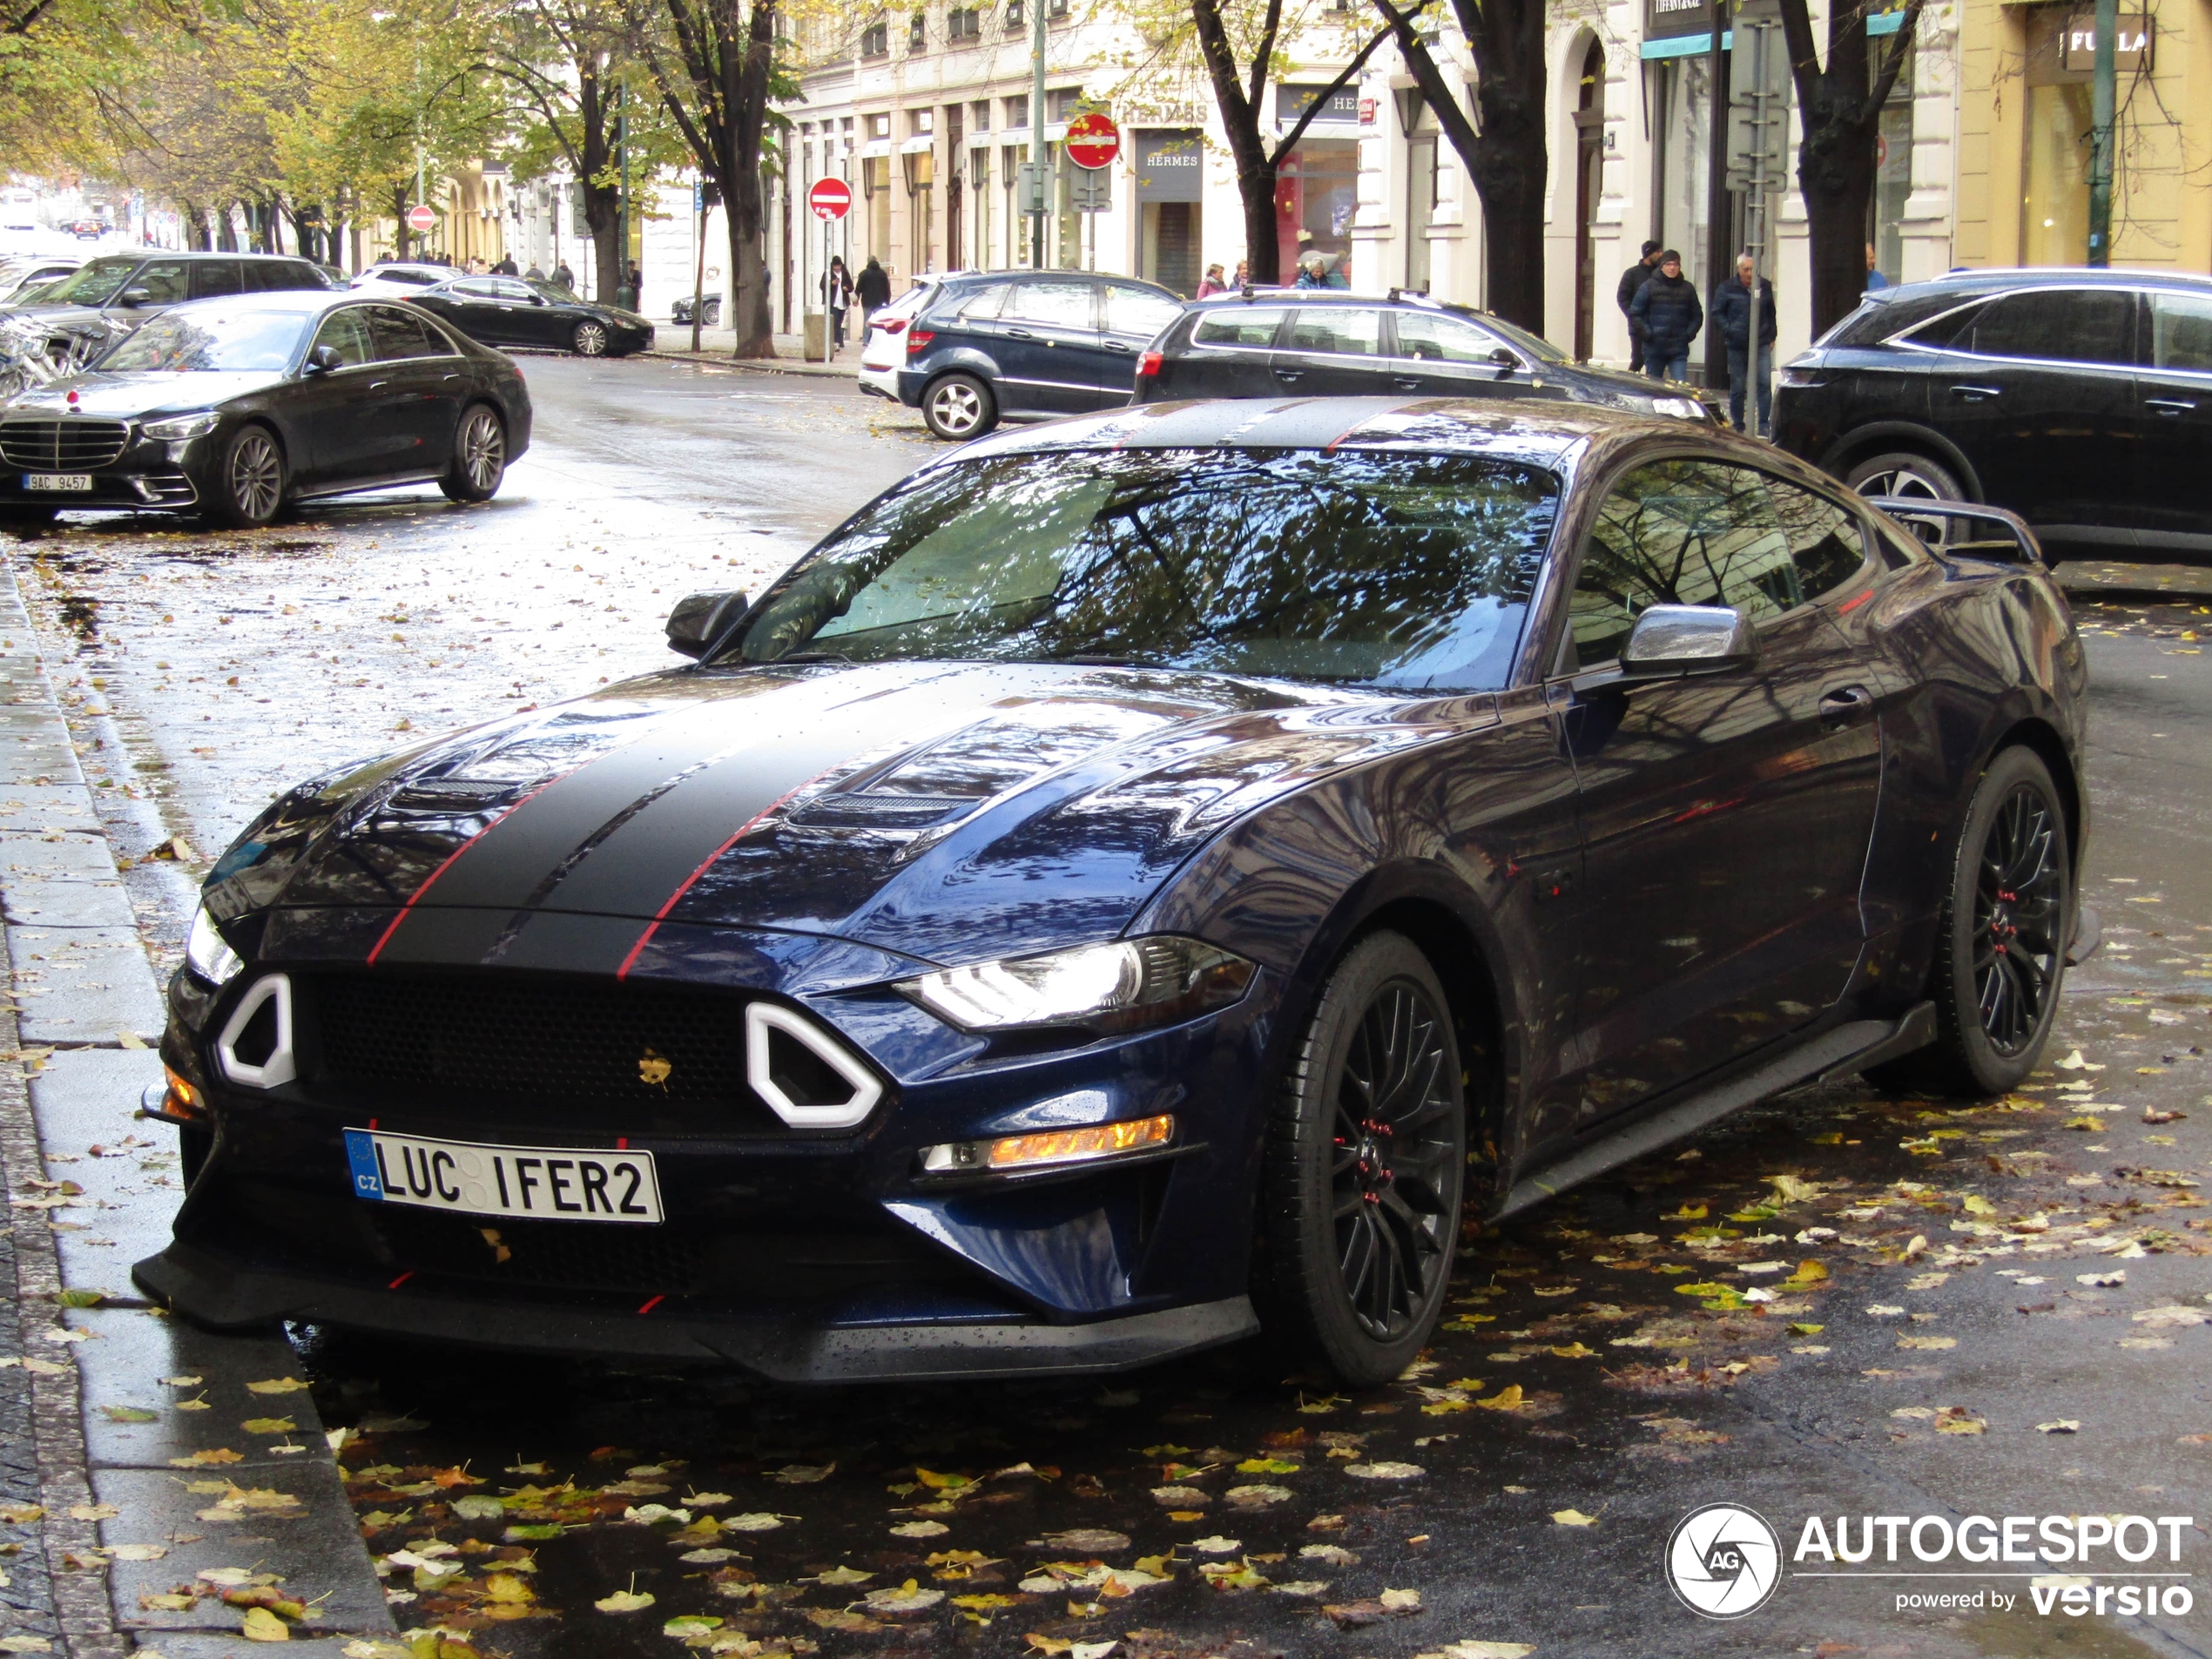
xmin=2087 ymin=0 xmax=2117 ymax=265
xmin=1028 ymin=0 xmax=1047 ymax=268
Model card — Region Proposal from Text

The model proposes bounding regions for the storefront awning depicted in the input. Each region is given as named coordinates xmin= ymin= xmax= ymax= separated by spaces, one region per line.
xmin=1642 ymin=10 xmax=1900 ymax=57
xmin=900 ymin=135 xmax=935 ymax=154
xmin=860 ymin=139 xmax=892 ymax=158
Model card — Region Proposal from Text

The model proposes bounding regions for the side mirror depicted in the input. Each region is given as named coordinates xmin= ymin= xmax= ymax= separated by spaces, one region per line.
xmin=1487 ymin=347 xmax=1521 ymax=376
xmin=304 ymin=344 xmax=343 ymax=374
xmin=117 ymin=287 xmax=154 ymax=308
xmin=1620 ymin=604 xmax=1757 ymax=678
xmin=665 ymin=590 xmax=749 ymax=658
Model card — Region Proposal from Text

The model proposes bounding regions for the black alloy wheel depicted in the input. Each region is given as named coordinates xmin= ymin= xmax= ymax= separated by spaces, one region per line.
xmin=212 ymin=424 xmax=284 ymax=529
xmin=1261 ymin=931 xmax=1465 ymax=1386
xmin=1973 ymin=778 xmax=2066 ymax=1055
xmin=440 ymin=404 xmax=506 ymax=502
xmin=1870 ymin=746 xmax=2070 ymax=1097
xmin=1845 ymin=449 xmax=1964 ymax=504
xmin=572 ymin=319 xmax=610 ymax=357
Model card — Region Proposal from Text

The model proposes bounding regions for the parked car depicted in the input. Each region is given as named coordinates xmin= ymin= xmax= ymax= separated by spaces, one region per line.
xmin=1137 ymin=289 xmax=1716 ymax=422
xmin=404 ymin=273 xmax=653 ymax=356
xmin=352 ymin=262 xmax=455 ymax=291
xmin=137 ymin=398 xmax=2092 ymax=1386
xmin=671 ymin=293 xmax=720 ymax=327
xmin=1775 ymin=267 xmax=2212 ymax=558
xmin=855 ymin=279 xmax=941 ymax=401
xmin=3 ymin=251 xmax=333 ymax=374
xmin=882 ymin=269 xmax=1185 ymax=440
xmin=0 ymin=288 xmax=529 ymax=529
xmin=0 ymin=253 xmax=83 ymax=307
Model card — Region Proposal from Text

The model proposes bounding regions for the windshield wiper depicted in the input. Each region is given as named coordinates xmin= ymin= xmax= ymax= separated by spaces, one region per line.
xmin=771 ymin=650 xmax=856 ymax=666
xmin=1062 ymin=653 xmax=1163 ymax=669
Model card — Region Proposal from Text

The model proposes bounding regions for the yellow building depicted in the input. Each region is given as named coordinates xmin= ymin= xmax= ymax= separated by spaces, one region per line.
xmin=1956 ymin=0 xmax=2212 ymax=268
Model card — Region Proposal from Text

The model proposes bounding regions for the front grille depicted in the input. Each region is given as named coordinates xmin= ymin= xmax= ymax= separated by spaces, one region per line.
xmin=0 ymin=420 xmax=130 ymax=470
xmin=305 ymin=971 xmax=761 ymax=1110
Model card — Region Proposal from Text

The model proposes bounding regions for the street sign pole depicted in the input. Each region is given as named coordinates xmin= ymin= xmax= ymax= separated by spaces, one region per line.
xmin=1028 ymin=0 xmax=1047 ymax=267
xmin=692 ymin=179 xmax=705 ymax=354
xmin=1727 ymin=0 xmax=1788 ymax=432
xmin=806 ymin=178 xmax=854 ymax=363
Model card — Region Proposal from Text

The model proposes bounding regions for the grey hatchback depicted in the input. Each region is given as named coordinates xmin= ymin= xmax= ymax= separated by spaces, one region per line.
xmin=891 ymin=270 xmax=1186 ymax=440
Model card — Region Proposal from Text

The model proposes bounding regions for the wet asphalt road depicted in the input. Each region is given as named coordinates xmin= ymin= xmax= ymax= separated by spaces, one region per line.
xmin=10 ymin=356 xmax=2212 ymax=1659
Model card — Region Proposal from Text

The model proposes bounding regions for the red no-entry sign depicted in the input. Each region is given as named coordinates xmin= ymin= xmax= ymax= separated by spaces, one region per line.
xmin=1065 ymin=112 xmax=1121 ymax=171
xmin=808 ymin=178 xmax=853 ymax=220
xmin=405 ymin=204 xmax=436 ymax=233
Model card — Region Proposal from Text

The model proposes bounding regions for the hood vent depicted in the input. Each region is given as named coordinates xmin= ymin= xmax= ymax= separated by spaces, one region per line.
xmin=789 ymin=792 xmax=976 ymax=830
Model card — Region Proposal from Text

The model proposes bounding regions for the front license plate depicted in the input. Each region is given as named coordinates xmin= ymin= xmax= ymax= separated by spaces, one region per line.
xmin=24 ymin=473 xmax=92 ymax=491
xmin=343 ymin=1129 xmax=662 ymax=1224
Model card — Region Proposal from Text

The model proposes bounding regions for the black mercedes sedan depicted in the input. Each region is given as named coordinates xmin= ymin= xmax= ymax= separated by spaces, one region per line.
xmin=0 ymin=250 xmax=332 ymax=372
xmin=136 ymin=397 xmax=2092 ymax=1386
xmin=0 ymin=288 xmax=531 ymax=528
xmin=1136 ymin=290 xmax=1722 ymax=422
xmin=403 ymin=273 xmax=653 ymax=357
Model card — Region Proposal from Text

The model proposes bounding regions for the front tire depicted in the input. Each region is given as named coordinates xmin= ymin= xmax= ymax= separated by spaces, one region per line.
xmin=1846 ymin=448 xmax=1965 ymax=505
xmin=572 ymin=320 xmax=610 ymax=356
xmin=1259 ymin=932 xmax=1465 ymax=1387
xmin=440 ymin=404 xmax=506 ymax=502
xmin=922 ymin=373 xmax=997 ymax=442
xmin=1875 ymin=747 xmax=2071 ymax=1096
xmin=210 ymin=424 xmax=285 ymax=529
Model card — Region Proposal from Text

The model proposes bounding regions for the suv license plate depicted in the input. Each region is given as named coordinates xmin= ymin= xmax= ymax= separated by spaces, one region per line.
xmin=24 ymin=473 xmax=91 ymax=491
xmin=342 ymin=1128 xmax=662 ymax=1224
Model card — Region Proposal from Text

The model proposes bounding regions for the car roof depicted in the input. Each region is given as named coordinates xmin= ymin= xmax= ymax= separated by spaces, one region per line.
xmin=938 ymin=395 xmax=1646 ymax=468
xmin=1877 ymin=265 xmax=2212 ymax=301
xmin=140 ymin=288 xmax=422 ymax=320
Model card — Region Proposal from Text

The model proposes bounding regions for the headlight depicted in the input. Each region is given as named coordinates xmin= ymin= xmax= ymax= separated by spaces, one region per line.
xmin=185 ymin=905 xmax=241 ymax=986
xmin=142 ymin=411 xmax=219 ymax=441
xmin=1777 ymin=366 xmax=1828 ymax=389
xmin=1651 ymin=395 xmax=1708 ymax=420
xmin=899 ymin=936 xmax=1256 ymax=1036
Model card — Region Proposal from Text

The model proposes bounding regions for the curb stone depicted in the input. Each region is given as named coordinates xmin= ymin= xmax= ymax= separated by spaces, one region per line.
xmin=0 ymin=551 xmax=396 ymax=1658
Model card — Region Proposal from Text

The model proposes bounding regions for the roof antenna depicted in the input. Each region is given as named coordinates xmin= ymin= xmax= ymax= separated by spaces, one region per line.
xmin=1240 ymin=283 xmax=1254 ymax=300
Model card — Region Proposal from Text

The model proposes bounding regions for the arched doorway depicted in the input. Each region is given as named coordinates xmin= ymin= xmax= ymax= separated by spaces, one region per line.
xmin=1574 ymin=38 xmax=1605 ymax=361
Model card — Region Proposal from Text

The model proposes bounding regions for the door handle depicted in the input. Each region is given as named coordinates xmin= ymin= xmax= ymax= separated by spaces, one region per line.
xmin=1819 ymin=685 xmax=1874 ymax=723
xmin=2146 ymin=396 xmax=2197 ymax=414
xmin=442 ymin=373 xmax=462 ymax=382
xmin=1004 ymin=327 xmax=1034 ymax=339
xmin=1103 ymin=341 xmax=1132 ymax=354
xmin=1274 ymin=368 xmax=1304 ymax=383
xmin=368 ymin=379 xmax=389 ymax=390
xmin=1393 ymin=377 xmax=1422 ymax=392
xmin=1949 ymin=384 xmax=2003 ymax=402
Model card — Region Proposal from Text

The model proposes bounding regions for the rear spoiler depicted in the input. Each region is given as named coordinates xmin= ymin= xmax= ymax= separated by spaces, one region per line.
xmin=1865 ymin=497 xmax=2043 ymax=566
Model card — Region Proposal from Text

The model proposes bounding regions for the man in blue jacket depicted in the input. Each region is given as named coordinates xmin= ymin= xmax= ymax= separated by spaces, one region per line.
xmin=1629 ymin=250 xmax=1701 ymax=383
xmin=1711 ymin=252 xmax=1778 ymax=437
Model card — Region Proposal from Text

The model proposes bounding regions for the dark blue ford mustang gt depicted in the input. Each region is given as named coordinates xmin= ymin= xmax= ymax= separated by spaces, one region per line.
xmin=138 ymin=397 xmax=2095 ymax=1386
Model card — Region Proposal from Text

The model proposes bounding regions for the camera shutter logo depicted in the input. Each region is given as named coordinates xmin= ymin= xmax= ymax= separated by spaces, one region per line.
xmin=1667 ymin=1502 xmax=1782 ymax=1619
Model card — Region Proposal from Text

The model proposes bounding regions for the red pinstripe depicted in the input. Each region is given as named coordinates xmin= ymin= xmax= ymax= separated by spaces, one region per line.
xmin=613 ymin=781 xmax=812 ymax=981
xmin=364 ymin=772 xmax=570 ymax=965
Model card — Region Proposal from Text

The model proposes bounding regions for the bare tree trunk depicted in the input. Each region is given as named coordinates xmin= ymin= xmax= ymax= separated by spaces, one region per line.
xmin=215 ymin=205 xmax=236 ymax=253
xmin=393 ymin=184 xmax=412 ymax=261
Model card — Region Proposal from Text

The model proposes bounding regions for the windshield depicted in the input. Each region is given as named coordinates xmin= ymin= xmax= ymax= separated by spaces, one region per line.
xmin=721 ymin=448 xmax=1558 ymax=693
xmin=38 ymin=256 xmax=139 ymax=307
xmin=1473 ymin=311 xmax=1570 ymax=365
xmin=97 ymin=309 xmax=309 ymax=373
xmin=523 ymin=280 xmax=574 ymax=303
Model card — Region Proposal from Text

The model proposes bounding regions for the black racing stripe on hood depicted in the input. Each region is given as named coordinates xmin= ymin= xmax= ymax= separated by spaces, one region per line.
xmin=367 ymin=668 xmax=1023 ymax=973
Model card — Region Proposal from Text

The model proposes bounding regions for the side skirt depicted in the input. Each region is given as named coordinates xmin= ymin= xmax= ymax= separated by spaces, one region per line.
xmin=1489 ymin=1001 xmax=1936 ymax=1224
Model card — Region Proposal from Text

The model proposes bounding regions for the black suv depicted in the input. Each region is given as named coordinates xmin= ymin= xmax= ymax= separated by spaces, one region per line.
xmin=1134 ymin=290 xmax=1717 ymax=421
xmin=6 ymin=251 xmax=333 ymax=369
xmin=1776 ymin=268 xmax=2212 ymax=557
xmin=892 ymin=269 xmax=1186 ymax=440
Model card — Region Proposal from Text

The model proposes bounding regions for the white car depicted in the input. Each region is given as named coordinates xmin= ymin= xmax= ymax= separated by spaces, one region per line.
xmin=856 ymin=280 xmax=940 ymax=400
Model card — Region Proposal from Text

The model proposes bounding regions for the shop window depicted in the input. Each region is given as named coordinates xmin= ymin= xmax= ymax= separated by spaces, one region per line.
xmin=1275 ymin=140 xmax=1359 ymax=285
xmin=1872 ymin=42 xmax=1914 ymax=285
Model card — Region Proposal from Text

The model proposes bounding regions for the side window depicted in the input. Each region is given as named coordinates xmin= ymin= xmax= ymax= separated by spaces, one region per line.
xmin=954 ymin=281 xmax=1011 ymax=321
xmin=1191 ymin=306 xmax=1286 ymax=347
xmin=2149 ymin=291 xmax=2212 ymax=372
xmin=1104 ymin=284 xmax=1184 ymax=340
xmin=1564 ymin=461 xmax=1791 ymax=669
xmin=492 ymin=279 xmax=538 ymax=302
xmin=1761 ymin=475 xmax=1871 ymax=604
xmin=125 ymin=260 xmax=189 ymax=305
xmin=311 ymin=308 xmax=374 ymax=368
xmin=369 ymin=307 xmax=444 ymax=360
xmin=1001 ymin=279 xmax=1096 ymax=329
xmin=449 ymin=279 xmax=504 ymax=300
xmin=1285 ymin=307 xmax=1386 ymax=356
xmin=1965 ymin=288 xmax=2135 ymax=367
xmin=191 ymin=260 xmax=243 ymax=300
xmin=1395 ymin=311 xmax=1506 ymax=363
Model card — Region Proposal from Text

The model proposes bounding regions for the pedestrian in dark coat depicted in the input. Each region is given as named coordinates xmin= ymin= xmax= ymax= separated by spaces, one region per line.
xmin=823 ymin=256 xmax=853 ymax=351
xmin=1629 ymin=250 xmax=1702 ymax=382
xmin=1710 ymin=253 xmax=1778 ymax=436
xmin=855 ymin=256 xmax=892 ymax=327
xmin=1616 ymin=239 xmax=1663 ymax=373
